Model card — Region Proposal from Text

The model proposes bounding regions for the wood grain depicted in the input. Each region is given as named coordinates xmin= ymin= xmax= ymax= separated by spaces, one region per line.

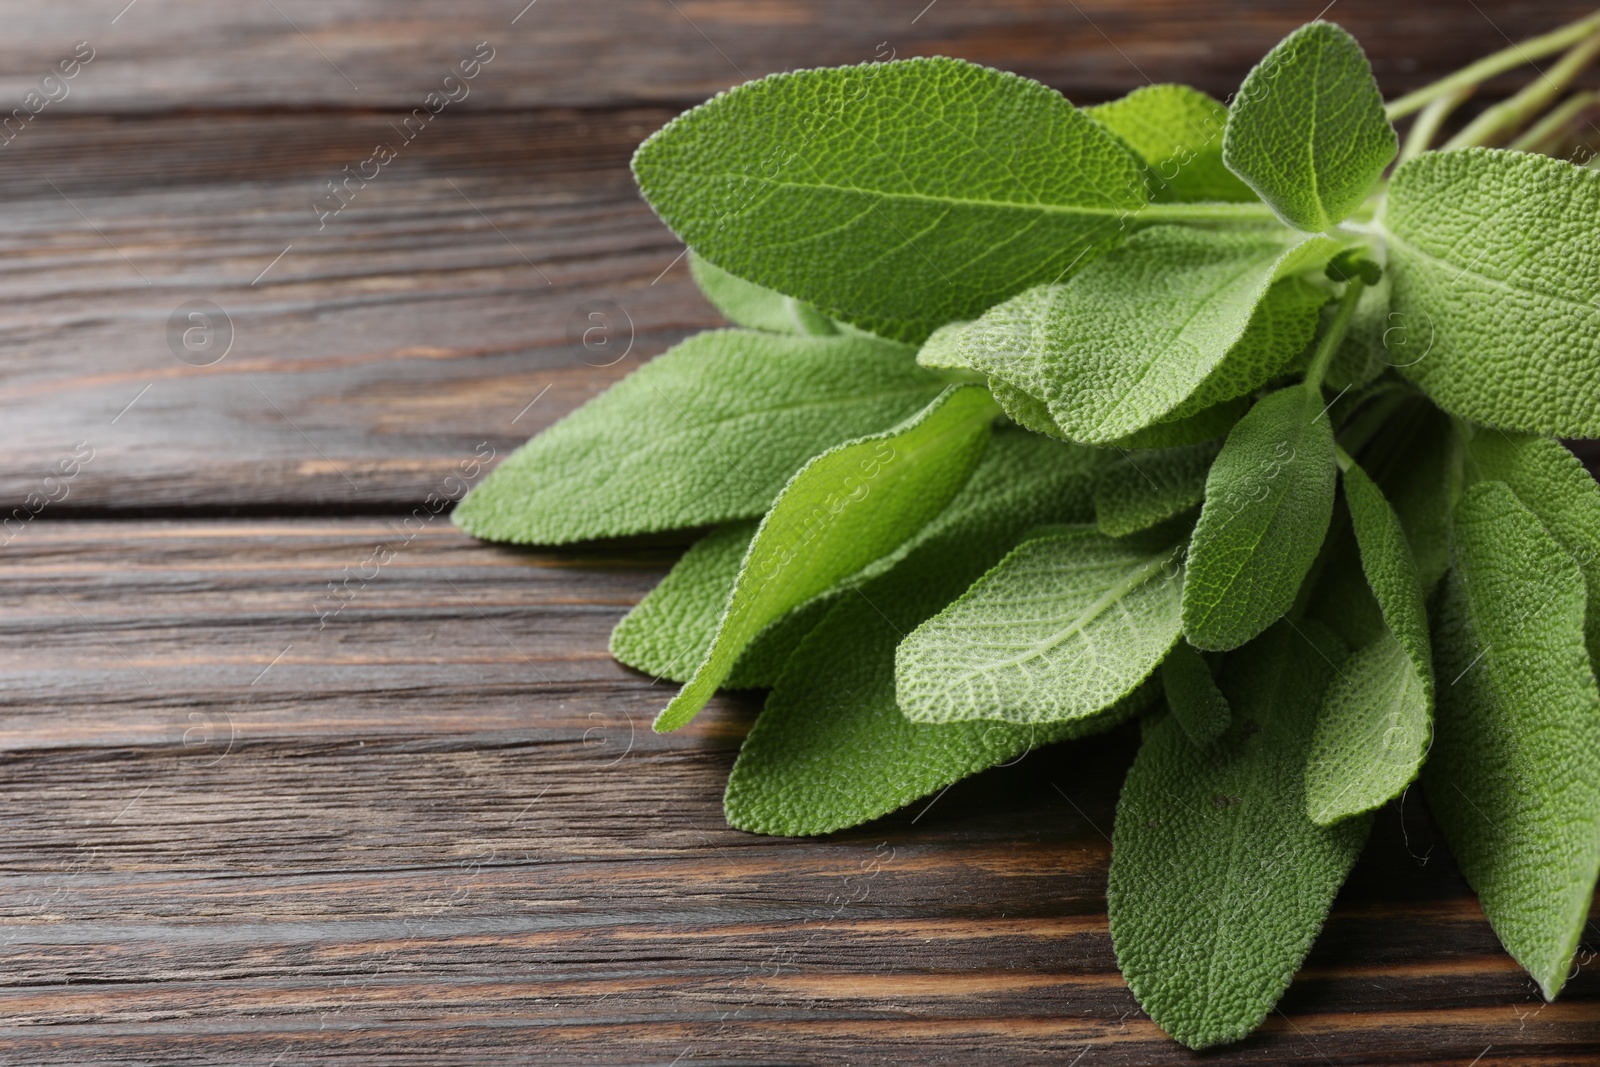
xmin=1 ymin=521 xmax=1596 ymax=1066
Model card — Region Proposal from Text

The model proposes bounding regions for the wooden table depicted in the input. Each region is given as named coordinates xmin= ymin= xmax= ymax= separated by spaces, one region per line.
xmin=3 ymin=2 xmax=1597 ymax=1063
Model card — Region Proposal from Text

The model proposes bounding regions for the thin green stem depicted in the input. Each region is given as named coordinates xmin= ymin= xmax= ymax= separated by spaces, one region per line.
xmin=1398 ymin=86 xmax=1474 ymax=163
xmin=1507 ymin=89 xmax=1600 ymax=153
xmin=1386 ymin=9 xmax=1600 ymax=120
xmin=1442 ymin=30 xmax=1600 ymax=149
xmin=1333 ymin=443 xmax=1355 ymax=474
xmin=1303 ymin=278 xmax=1367 ymax=395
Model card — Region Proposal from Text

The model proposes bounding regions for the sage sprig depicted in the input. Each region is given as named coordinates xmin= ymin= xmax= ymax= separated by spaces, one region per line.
xmin=458 ymin=15 xmax=1600 ymax=1048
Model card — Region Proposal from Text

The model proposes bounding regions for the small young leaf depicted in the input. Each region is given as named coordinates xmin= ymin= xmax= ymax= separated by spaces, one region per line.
xmin=1467 ymin=430 xmax=1600 ymax=666
xmin=1095 ymin=441 xmax=1219 ymax=538
xmin=655 ymin=385 xmax=997 ymax=731
xmin=1087 ymin=84 xmax=1255 ymax=203
xmin=1109 ymin=622 xmax=1369 ymax=1050
xmin=1424 ymin=481 xmax=1600 ymax=999
xmin=1161 ymin=641 xmax=1231 ymax=745
xmin=609 ymin=520 xmax=828 ymax=688
xmin=950 ymin=227 xmax=1335 ymax=445
xmin=633 ymin=57 xmax=1149 ymax=344
xmin=1183 ymin=386 xmax=1338 ymax=651
xmin=1387 ymin=149 xmax=1600 ymax=437
xmin=1222 ymin=21 xmax=1397 ymax=231
xmin=726 ymin=429 xmax=1120 ymax=836
xmin=453 ymin=329 xmax=943 ymax=545
xmin=1305 ymin=460 xmax=1433 ymax=825
xmin=895 ymin=526 xmax=1183 ymax=724
xmin=688 ymin=251 xmax=837 ymax=335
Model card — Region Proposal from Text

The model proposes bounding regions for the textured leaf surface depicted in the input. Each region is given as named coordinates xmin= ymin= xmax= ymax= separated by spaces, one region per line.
xmin=1111 ymin=397 xmax=1248 ymax=450
xmin=656 ymin=385 xmax=996 ymax=731
xmin=1088 ymin=84 xmax=1255 ymax=203
xmin=896 ymin=526 xmax=1183 ymax=724
xmin=1222 ymin=21 xmax=1396 ymax=231
xmin=1306 ymin=460 xmax=1433 ymax=824
xmin=609 ymin=520 xmax=827 ymax=688
xmin=1110 ymin=622 xmax=1369 ymax=1049
xmin=1387 ymin=149 xmax=1600 ymax=436
xmin=1095 ymin=441 xmax=1219 ymax=538
xmin=454 ymin=329 xmax=942 ymax=544
xmin=688 ymin=251 xmax=837 ymax=335
xmin=1366 ymin=404 xmax=1458 ymax=591
xmin=1161 ymin=641 xmax=1231 ymax=746
xmin=950 ymin=227 xmax=1333 ymax=444
xmin=1424 ymin=481 xmax=1600 ymax=998
xmin=1468 ymin=430 xmax=1600 ymax=665
xmin=633 ymin=57 xmax=1148 ymax=343
xmin=1183 ymin=387 xmax=1338 ymax=650
xmin=726 ymin=429 xmax=1120 ymax=836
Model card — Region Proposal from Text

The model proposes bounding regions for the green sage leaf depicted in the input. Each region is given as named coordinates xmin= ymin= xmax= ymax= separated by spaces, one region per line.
xmin=1183 ymin=386 xmax=1338 ymax=651
xmin=1088 ymin=84 xmax=1255 ymax=203
xmin=1222 ymin=21 xmax=1397 ymax=231
xmin=1387 ymin=149 xmax=1600 ymax=437
xmin=895 ymin=526 xmax=1183 ymax=724
xmin=1424 ymin=481 xmax=1600 ymax=999
xmin=1109 ymin=621 xmax=1369 ymax=1050
xmin=655 ymin=384 xmax=997 ymax=731
xmin=453 ymin=329 xmax=942 ymax=545
xmin=1095 ymin=441 xmax=1219 ymax=538
xmin=1305 ymin=460 xmax=1433 ymax=825
xmin=688 ymin=251 xmax=837 ymax=335
xmin=633 ymin=57 xmax=1150 ymax=344
xmin=1161 ymin=641 xmax=1231 ymax=746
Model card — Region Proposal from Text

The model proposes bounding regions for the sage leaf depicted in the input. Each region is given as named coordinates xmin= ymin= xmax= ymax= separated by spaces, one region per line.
xmin=1095 ymin=441 xmax=1219 ymax=538
xmin=1306 ymin=460 xmax=1433 ymax=825
xmin=1387 ymin=149 xmax=1600 ymax=437
xmin=726 ymin=429 xmax=1123 ymax=836
xmin=1183 ymin=386 xmax=1338 ymax=651
xmin=609 ymin=520 xmax=829 ymax=688
xmin=895 ymin=526 xmax=1184 ymax=724
xmin=656 ymin=385 xmax=997 ymax=731
xmin=1424 ymin=481 xmax=1600 ymax=999
xmin=1222 ymin=21 xmax=1397 ymax=232
xmin=1467 ymin=430 xmax=1600 ymax=666
xmin=1109 ymin=622 xmax=1369 ymax=1050
xmin=1161 ymin=641 xmax=1231 ymax=746
xmin=1110 ymin=397 xmax=1248 ymax=450
xmin=453 ymin=329 xmax=943 ymax=545
xmin=1364 ymin=403 xmax=1459 ymax=592
xmin=951 ymin=227 xmax=1335 ymax=445
xmin=689 ymin=251 xmax=837 ymax=335
xmin=1089 ymin=84 xmax=1255 ymax=203
xmin=633 ymin=57 xmax=1150 ymax=343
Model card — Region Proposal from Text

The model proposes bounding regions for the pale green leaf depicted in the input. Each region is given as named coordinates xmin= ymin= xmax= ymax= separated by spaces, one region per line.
xmin=1109 ymin=622 xmax=1369 ymax=1050
xmin=1110 ymin=397 xmax=1248 ymax=450
xmin=1387 ymin=149 xmax=1600 ymax=437
xmin=609 ymin=520 xmax=828 ymax=688
xmin=949 ymin=226 xmax=1335 ymax=444
xmin=1088 ymin=84 xmax=1256 ymax=203
xmin=988 ymin=376 xmax=1069 ymax=440
xmin=1183 ymin=386 xmax=1338 ymax=650
xmin=1221 ymin=21 xmax=1397 ymax=231
xmin=633 ymin=57 xmax=1152 ymax=343
xmin=895 ymin=526 xmax=1184 ymax=724
xmin=453 ymin=329 xmax=942 ymax=545
xmin=1468 ymin=430 xmax=1600 ymax=666
xmin=655 ymin=385 xmax=998 ymax=731
xmin=1095 ymin=441 xmax=1219 ymax=538
xmin=1424 ymin=481 xmax=1600 ymax=999
xmin=688 ymin=251 xmax=837 ymax=335
xmin=726 ymin=429 xmax=1124 ymax=836
xmin=1161 ymin=641 xmax=1230 ymax=746
xmin=1306 ymin=459 xmax=1433 ymax=825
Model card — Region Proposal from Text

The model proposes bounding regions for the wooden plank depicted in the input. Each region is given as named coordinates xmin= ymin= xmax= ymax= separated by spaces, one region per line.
xmin=0 ymin=1 xmax=1590 ymax=111
xmin=0 ymin=519 xmax=1596 ymax=1065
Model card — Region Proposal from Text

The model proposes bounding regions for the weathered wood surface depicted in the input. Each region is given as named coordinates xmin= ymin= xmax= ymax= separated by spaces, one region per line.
xmin=3 ymin=2 xmax=1600 ymax=1063
xmin=2 ymin=522 xmax=1597 ymax=1065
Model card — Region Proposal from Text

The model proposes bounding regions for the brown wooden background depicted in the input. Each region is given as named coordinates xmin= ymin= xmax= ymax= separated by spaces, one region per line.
xmin=2 ymin=2 xmax=1598 ymax=1063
